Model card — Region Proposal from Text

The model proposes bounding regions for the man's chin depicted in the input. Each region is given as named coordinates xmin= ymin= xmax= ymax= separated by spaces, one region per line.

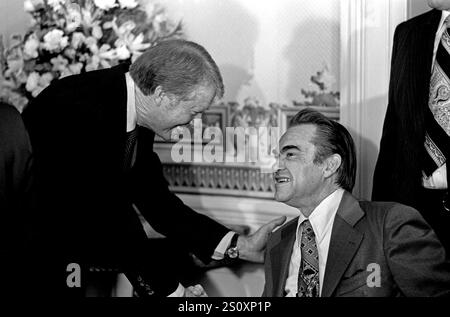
xmin=157 ymin=133 xmax=172 ymax=141
xmin=155 ymin=129 xmax=175 ymax=141
xmin=274 ymin=192 xmax=290 ymax=203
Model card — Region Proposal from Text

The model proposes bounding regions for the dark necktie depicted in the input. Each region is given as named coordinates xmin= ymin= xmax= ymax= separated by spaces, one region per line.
xmin=297 ymin=219 xmax=320 ymax=297
xmin=124 ymin=128 xmax=138 ymax=170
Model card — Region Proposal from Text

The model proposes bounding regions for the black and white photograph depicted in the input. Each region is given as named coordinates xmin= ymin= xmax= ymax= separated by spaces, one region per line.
xmin=0 ymin=0 xmax=449 ymax=309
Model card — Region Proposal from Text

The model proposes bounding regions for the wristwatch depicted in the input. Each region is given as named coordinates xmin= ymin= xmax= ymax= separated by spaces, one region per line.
xmin=226 ymin=233 xmax=240 ymax=259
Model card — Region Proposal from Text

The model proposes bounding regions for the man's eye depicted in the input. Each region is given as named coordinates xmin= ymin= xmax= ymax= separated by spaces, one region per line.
xmin=286 ymin=152 xmax=296 ymax=158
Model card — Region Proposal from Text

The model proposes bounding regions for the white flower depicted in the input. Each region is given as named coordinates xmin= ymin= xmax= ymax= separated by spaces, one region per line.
xmin=47 ymin=0 xmax=65 ymax=11
xmin=50 ymin=55 xmax=69 ymax=72
xmin=71 ymin=32 xmax=86 ymax=49
xmin=118 ymin=0 xmax=138 ymax=9
xmin=64 ymin=48 xmax=77 ymax=60
xmin=85 ymin=36 xmax=98 ymax=51
xmin=25 ymin=72 xmax=53 ymax=97
xmin=81 ymin=7 xmax=94 ymax=27
xmin=60 ymin=63 xmax=83 ymax=79
xmin=92 ymin=25 xmax=103 ymax=40
xmin=128 ymin=33 xmax=151 ymax=55
xmin=152 ymin=13 xmax=168 ymax=34
xmin=118 ymin=21 xmax=136 ymax=34
xmin=43 ymin=29 xmax=69 ymax=52
xmin=93 ymin=0 xmax=117 ymax=11
xmin=115 ymin=45 xmax=131 ymax=60
xmin=85 ymin=44 xmax=115 ymax=71
xmin=6 ymin=59 xmax=24 ymax=74
xmin=23 ymin=34 xmax=40 ymax=59
xmin=141 ymin=1 xmax=156 ymax=17
xmin=109 ymin=17 xmax=150 ymax=60
xmin=65 ymin=3 xmax=82 ymax=32
xmin=23 ymin=0 xmax=44 ymax=13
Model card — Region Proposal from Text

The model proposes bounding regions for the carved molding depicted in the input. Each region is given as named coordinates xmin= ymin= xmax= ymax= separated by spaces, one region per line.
xmin=340 ymin=0 xmax=407 ymax=199
xmin=163 ymin=163 xmax=275 ymax=199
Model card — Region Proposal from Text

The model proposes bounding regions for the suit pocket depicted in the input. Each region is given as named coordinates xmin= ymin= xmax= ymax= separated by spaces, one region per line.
xmin=335 ymin=272 xmax=368 ymax=296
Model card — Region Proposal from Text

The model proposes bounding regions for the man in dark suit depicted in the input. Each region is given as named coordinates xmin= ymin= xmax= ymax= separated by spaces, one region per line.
xmin=372 ymin=1 xmax=450 ymax=252
xmin=0 ymin=102 xmax=34 ymax=296
xmin=263 ymin=109 xmax=450 ymax=297
xmin=22 ymin=39 xmax=284 ymax=297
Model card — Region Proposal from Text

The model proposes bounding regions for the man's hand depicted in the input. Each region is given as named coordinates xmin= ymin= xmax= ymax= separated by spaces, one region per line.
xmin=237 ymin=216 xmax=286 ymax=263
xmin=184 ymin=284 xmax=208 ymax=297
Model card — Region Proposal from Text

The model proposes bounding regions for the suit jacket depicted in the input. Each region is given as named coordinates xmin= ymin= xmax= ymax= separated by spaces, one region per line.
xmin=262 ymin=191 xmax=450 ymax=297
xmin=372 ymin=9 xmax=449 ymax=209
xmin=21 ymin=64 xmax=229 ymax=295
xmin=0 ymin=103 xmax=34 ymax=295
xmin=0 ymin=103 xmax=33 ymax=222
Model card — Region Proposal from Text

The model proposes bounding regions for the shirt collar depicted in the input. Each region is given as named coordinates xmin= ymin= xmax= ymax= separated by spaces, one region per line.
xmin=438 ymin=10 xmax=450 ymax=31
xmin=125 ymin=72 xmax=137 ymax=132
xmin=297 ymin=188 xmax=345 ymax=244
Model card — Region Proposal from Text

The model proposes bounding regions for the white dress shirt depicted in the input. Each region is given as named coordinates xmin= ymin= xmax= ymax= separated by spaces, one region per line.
xmin=423 ymin=10 xmax=448 ymax=189
xmin=124 ymin=73 xmax=234 ymax=296
xmin=284 ymin=188 xmax=345 ymax=297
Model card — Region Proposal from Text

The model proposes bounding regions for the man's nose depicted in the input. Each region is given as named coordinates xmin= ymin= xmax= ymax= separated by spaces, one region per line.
xmin=271 ymin=155 xmax=284 ymax=173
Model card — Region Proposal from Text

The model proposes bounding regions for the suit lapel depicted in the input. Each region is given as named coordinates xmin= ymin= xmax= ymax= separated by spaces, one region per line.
xmin=321 ymin=192 xmax=364 ymax=297
xmin=417 ymin=9 xmax=441 ymax=97
xmin=270 ymin=217 xmax=298 ymax=297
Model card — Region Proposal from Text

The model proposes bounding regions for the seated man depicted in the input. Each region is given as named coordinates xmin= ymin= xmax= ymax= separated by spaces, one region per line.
xmin=263 ymin=108 xmax=450 ymax=297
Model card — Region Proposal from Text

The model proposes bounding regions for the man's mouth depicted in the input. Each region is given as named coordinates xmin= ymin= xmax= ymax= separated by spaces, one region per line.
xmin=274 ymin=175 xmax=291 ymax=184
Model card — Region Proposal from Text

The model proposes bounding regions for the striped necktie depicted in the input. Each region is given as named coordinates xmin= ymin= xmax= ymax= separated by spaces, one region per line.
xmin=297 ymin=219 xmax=320 ymax=297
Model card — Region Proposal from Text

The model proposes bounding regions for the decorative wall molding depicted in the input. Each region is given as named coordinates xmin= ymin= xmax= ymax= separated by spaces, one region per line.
xmin=163 ymin=163 xmax=275 ymax=199
xmin=340 ymin=0 xmax=407 ymax=200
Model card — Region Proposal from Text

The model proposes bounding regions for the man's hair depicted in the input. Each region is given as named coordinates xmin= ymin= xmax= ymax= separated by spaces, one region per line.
xmin=289 ymin=108 xmax=357 ymax=192
xmin=129 ymin=39 xmax=224 ymax=100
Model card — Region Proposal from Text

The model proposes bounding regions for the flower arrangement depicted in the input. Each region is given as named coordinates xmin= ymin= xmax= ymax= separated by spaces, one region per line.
xmin=0 ymin=0 xmax=182 ymax=112
xmin=229 ymin=97 xmax=280 ymax=129
xmin=298 ymin=65 xmax=340 ymax=108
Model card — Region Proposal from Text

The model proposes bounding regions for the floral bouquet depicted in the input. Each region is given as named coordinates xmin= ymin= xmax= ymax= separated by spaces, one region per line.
xmin=299 ymin=65 xmax=340 ymax=108
xmin=0 ymin=0 xmax=182 ymax=112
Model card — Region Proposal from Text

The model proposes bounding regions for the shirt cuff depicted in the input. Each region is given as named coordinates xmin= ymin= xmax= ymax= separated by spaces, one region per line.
xmin=167 ymin=283 xmax=185 ymax=297
xmin=212 ymin=231 xmax=236 ymax=260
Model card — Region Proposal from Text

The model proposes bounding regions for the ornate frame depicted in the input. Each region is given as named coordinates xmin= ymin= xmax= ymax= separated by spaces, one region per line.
xmin=154 ymin=104 xmax=229 ymax=145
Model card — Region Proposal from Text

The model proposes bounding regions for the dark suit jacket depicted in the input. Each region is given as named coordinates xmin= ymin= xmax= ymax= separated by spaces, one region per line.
xmin=0 ymin=103 xmax=34 ymax=295
xmin=21 ymin=64 xmax=229 ymax=295
xmin=0 ymin=103 xmax=33 ymax=221
xmin=372 ymin=9 xmax=449 ymax=209
xmin=263 ymin=191 xmax=450 ymax=297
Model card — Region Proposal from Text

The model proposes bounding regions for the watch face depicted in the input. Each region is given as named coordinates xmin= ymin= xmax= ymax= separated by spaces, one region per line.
xmin=227 ymin=247 xmax=239 ymax=259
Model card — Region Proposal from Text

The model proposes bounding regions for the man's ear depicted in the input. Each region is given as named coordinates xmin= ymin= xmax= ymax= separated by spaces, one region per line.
xmin=323 ymin=154 xmax=342 ymax=178
xmin=153 ymin=86 xmax=164 ymax=106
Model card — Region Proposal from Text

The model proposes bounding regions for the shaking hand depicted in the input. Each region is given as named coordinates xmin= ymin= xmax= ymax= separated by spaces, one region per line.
xmin=237 ymin=216 xmax=286 ymax=263
xmin=184 ymin=284 xmax=208 ymax=297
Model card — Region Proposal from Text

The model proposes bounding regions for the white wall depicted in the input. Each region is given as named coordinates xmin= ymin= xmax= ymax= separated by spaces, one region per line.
xmin=0 ymin=0 xmax=29 ymax=46
xmin=340 ymin=0 xmax=408 ymax=200
xmin=162 ymin=0 xmax=340 ymax=105
xmin=408 ymin=0 xmax=431 ymax=18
